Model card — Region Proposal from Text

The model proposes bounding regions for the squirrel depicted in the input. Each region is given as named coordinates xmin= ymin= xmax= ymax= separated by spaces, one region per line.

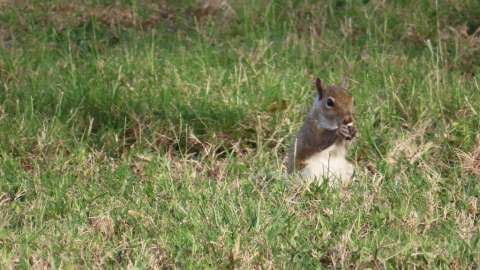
xmin=287 ymin=77 xmax=357 ymax=184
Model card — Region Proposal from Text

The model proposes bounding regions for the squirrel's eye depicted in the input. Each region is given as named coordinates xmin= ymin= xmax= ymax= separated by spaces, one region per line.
xmin=326 ymin=97 xmax=335 ymax=108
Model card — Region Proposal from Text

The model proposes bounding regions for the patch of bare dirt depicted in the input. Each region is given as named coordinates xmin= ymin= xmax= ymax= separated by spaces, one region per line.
xmin=441 ymin=24 xmax=480 ymax=75
xmin=0 ymin=23 xmax=14 ymax=49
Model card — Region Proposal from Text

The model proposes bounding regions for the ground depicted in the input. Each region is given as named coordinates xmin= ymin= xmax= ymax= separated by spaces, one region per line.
xmin=0 ymin=0 xmax=479 ymax=269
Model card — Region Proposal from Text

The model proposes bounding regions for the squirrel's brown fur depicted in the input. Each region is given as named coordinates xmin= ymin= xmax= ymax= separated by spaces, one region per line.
xmin=287 ymin=78 xmax=356 ymax=179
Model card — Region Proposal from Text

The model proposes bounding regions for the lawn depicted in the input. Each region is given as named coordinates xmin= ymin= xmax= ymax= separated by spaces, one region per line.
xmin=0 ymin=0 xmax=479 ymax=268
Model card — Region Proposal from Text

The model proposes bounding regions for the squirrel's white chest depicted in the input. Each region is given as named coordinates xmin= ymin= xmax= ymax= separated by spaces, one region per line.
xmin=301 ymin=143 xmax=354 ymax=184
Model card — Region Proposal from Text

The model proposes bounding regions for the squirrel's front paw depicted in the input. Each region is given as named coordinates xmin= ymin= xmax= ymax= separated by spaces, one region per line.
xmin=338 ymin=125 xmax=356 ymax=140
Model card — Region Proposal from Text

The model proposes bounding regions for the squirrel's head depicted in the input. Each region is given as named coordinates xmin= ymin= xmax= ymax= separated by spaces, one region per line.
xmin=312 ymin=78 xmax=354 ymax=130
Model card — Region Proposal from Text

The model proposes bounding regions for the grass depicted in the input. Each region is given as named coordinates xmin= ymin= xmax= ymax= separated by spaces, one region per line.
xmin=0 ymin=0 xmax=479 ymax=268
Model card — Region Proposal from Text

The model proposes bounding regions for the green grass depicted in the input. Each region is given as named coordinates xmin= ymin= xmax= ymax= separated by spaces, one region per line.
xmin=1 ymin=0 xmax=479 ymax=268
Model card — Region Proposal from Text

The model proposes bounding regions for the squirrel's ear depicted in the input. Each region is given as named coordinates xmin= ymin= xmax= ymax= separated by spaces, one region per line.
xmin=315 ymin=78 xmax=324 ymax=99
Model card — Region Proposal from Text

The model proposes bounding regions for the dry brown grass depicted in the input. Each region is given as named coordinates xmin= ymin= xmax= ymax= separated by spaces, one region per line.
xmin=89 ymin=215 xmax=115 ymax=238
xmin=28 ymin=254 xmax=51 ymax=270
xmin=2 ymin=1 xmax=176 ymax=33
xmin=195 ymin=0 xmax=236 ymax=21
xmin=387 ymin=121 xmax=436 ymax=166
xmin=460 ymin=136 xmax=480 ymax=177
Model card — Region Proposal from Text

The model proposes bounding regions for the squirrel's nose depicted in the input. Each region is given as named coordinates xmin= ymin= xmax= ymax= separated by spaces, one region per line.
xmin=343 ymin=115 xmax=353 ymax=125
